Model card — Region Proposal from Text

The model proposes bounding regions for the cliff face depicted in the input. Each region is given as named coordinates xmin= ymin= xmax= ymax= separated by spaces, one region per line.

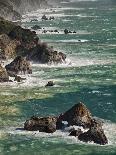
xmin=0 ymin=0 xmax=49 ymax=21
xmin=0 ymin=1 xmax=21 ymax=21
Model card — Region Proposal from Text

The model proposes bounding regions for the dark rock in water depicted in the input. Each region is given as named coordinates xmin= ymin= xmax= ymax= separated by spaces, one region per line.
xmin=64 ymin=29 xmax=69 ymax=34
xmin=14 ymin=75 xmax=26 ymax=82
xmin=5 ymin=56 xmax=32 ymax=75
xmin=58 ymin=102 xmax=92 ymax=128
xmin=49 ymin=16 xmax=55 ymax=20
xmin=43 ymin=30 xmax=47 ymax=33
xmin=31 ymin=19 xmax=38 ymax=22
xmin=42 ymin=15 xmax=48 ymax=20
xmin=54 ymin=30 xmax=59 ymax=33
xmin=0 ymin=64 xmax=9 ymax=82
xmin=68 ymin=31 xmax=72 ymax=33
xmin=69 ymin=129 xmax=83 ymax=137
xmin=31 ymin=25 xmax=42 ymax=30
xmin=78 ymin=119 xmax=108 ymax=145
xmin=24 ymin=116 xmax=57 ymax=133
xmin=45 ymin=81 xmax=55 ymax=87
xmin=73 ymin=31 xmax=76 ymax=34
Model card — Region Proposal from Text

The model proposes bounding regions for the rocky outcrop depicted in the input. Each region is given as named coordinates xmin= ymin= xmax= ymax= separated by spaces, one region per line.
xmin=0 ymin=18 xmax=66 ymax=64
xmin=24 ymin=102 xmax=108 ymax=145
xmin=24 ymin=116 xmax=57 ymax=133
xmin=5 ymin=56 xmax=32 ymax=75
xmin=24 ymin=43 xmax=66 ymax=64
xmin=0 ymin=64 xmax=9 ymax=82
xmin=0 ymin=1 xmax=21 ymax=21
xmin=78 ymin=120 xmax=108 ymax=145
xmin=45 ymin=81 xmax=55 ymax=87
xmin=58 ymin=102 xmax=92 ymax=128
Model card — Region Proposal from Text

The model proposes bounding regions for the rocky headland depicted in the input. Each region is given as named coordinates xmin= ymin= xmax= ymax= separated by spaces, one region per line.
xmin=0 ymin=17 xmax=66 ymax=82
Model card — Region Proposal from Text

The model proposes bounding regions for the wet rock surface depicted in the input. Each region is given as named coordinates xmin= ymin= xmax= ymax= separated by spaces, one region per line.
xmin=5 ymin=56 xmax=32 ymax=75
xmin=58 ymin=102 xmax=92 ymax=128
xmin=78 ymin=119 xmax=108 ymax=145
xmin=24 ymin=102 xmax=108 ymax=145
xmin=24 ymin=116 xmax=57 ymax=133
xmin=45 ymin=81 xmax=55 ymax=87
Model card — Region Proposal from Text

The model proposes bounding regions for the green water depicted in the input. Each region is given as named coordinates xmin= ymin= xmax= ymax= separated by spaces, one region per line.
xmin=0 ymin=0 xmax=116 ymax=154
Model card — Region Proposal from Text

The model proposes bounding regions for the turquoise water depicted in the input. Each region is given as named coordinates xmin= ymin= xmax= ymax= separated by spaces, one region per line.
xmin=0 ymin=0 xmax=116 ymax=154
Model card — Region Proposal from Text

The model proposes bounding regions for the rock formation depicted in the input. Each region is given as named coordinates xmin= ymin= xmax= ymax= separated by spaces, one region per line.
xmin=0 ymin=18 xmax=66 ymax=64
xmin=24 ymin=102 xmax=108 ymax=145
xmin=78 ymin=119 xmax=108 ymax=145
xmin=58 ymin=102 xmax=92 ymax=128
xmin=0 ymin=64 xmax=9 ymax=82
xmin=24 ymin=116 xmax=57 ymax=133
xmin=5 ymin=56 xmax=32 ymax=75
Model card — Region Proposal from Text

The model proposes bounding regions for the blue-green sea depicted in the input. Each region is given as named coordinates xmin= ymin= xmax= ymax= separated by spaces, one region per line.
xmin=0 ymin=0 xmax=116 ymax=154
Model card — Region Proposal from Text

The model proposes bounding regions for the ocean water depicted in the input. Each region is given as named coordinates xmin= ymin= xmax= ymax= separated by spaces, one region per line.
xmin=0 ymin=0 xmax=116 ymax=154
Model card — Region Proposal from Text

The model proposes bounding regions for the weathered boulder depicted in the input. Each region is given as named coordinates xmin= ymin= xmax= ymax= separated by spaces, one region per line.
xmin=24 ymin=116 xmax=57 ymax=133
xmin=69 ymin=129 xmax=83 ymax=137
xmin=78 ymin=119 xmax=108 ymax=145
xmin=5 ymin=56 xmax=32 ymax=75
xmin=58 ymin=102 xmax=92 ymax=128
xmin=0 ymin=64 xmax=9 ymax=82
xmin=45 ymin=81 xmax=55 ymax=87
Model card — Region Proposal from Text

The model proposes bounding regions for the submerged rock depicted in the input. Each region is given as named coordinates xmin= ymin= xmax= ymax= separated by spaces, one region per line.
xmin=0 ymin=64 xmax=9 ymax=82
xmin=31 ymin=25 xmax=42 ymax=30
xmin=78 ymin=119 xmax=108 ymax=145
xmin=24 ymin=116 xmax=57 ymax=133
xmin=5 ymin=56 xmax=32 ymax=75
xmin=58 ymin=102 xmax=92 ymax=128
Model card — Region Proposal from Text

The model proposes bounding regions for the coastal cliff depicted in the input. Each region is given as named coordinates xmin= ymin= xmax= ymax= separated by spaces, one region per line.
xmin=0 ymin=0 xmax=49 ymax=21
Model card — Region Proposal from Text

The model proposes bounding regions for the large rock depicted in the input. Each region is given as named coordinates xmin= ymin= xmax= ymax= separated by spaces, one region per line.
xmin=0 ymin=64 xmax=9 ymax=82
xmin=58 ymin=102 xmax=92 ymax=128
xmin=5 ymin=56 xmax=32 ymax=74
xmin=78 ymin=119 xmax=108 ymax=145
xmin=25 ymin=42 xmax=66 ymax=64
xmin=24 ymin=116 xmax=57 ymax=133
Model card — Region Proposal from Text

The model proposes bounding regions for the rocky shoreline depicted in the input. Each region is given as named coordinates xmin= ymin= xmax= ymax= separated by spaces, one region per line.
xmin=24 ymin=102 xmax=108 ymax=145
xmin=0 ymin=17 xmax=66 ymax=83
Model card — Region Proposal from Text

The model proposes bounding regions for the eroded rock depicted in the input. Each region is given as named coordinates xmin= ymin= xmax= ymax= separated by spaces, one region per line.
xmin=58 ymin=102 xmax=92 ymax=128
xmin=24 ymin=116 xmax=57 ymax=133
xmin=5 ymin=56 xmax=32 ymax=75
xmin=78 ymin=119 xmax=108 ymax=145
